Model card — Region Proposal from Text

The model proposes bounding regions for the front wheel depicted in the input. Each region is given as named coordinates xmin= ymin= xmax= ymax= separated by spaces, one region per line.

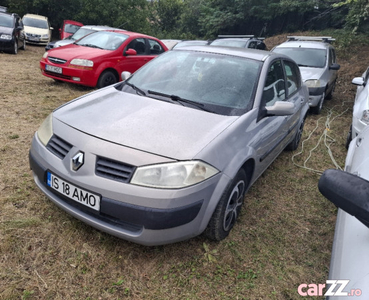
xmin=311 ymin=92 xmax=325 ymax=115
xmin=97 ymin=70 xmax=118 ymax=88
xmin=11 ymin=40 xmax=18 ymax=54
xmin=204 ymin=169 xmax=247 ymax=241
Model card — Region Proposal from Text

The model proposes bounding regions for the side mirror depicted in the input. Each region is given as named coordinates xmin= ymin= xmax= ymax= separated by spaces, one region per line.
xmin=352 ymin=77 xmax=365 ymax=86
xmin=121 ymin=71 xmax=132 ymax=81
xmin=265 ymin=101 xmax=294 ymax=116
xmin=125 ymin=48 xmax=137 ymax=56
xmin=329 ymin=63 xmax=340 ymax=70
xmin=318 ymin=169 xmax=369 ymax=228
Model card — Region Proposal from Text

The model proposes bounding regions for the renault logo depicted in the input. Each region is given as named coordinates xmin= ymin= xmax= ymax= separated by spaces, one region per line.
xmin=72 ymin=152 xmax=84 ymax=171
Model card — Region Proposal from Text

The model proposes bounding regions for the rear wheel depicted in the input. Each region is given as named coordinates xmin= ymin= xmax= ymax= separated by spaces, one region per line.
xmin=345 ymin=125 xmax=352 ymax=150
xmin=97 ymin=70 xmax=118 ymax=88
xmin=204 ymin=169 xmax=247 ymax=241
xmin=286 ymin=116 xmax=305 ymax=151
xmin=21 ymin=40 xmax=26 ymax=50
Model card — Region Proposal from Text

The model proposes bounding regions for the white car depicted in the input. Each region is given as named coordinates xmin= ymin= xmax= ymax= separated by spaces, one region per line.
xmin=319 ymin=126 xmax=369 ymax=299
xmin=346 ymin=68 xmax=369 ymax=148
xmin=273 ymin=36 xmax=340 ymax=114
xmin=22 ymin=13 xmax=52 ymax=45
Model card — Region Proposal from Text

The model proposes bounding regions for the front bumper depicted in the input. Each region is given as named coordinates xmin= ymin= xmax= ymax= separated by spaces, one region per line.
xmin=40 ymin=60 xmax=97 ymax=87
xmin=0 ymin=38 xmax=14 ymax=52
xmin=29 ymin=130 xmax=229 ymax=246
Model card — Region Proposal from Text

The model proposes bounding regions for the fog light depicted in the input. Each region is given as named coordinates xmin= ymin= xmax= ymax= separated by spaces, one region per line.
xmin=72 ymin=77 xmax=81 ymax=82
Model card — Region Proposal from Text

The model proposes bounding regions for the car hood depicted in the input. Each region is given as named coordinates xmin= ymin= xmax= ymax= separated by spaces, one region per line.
xmin=53 ymin=87 xmax=238 ymax=160
xmin=299 ymin=67 xmax=324 ymax=81
xmin=48 ymin=44 xmax=109 ymax=60
xmin=0 ymin=26 xmax=12 ymax=34
xmin=24 ymin=26 xmax=49 ymax=35
xmin=54 ymin=39 xmax=74 ymax=47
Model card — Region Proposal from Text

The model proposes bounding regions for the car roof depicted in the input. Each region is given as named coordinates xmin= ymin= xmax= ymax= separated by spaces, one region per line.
xmin=23 ymin=13 xmax=48 ymax=21
xmin=172 ymin=45 xmax=276 ymax=62
xmin=276 ymin=40 xmax=332 ymax=50
xmin=79 ymin=25 xmax=122 ymax=31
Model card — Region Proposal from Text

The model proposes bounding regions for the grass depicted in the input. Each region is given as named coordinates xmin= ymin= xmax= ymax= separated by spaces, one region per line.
xmin=0 ymin=30 xmax=366 ymax=299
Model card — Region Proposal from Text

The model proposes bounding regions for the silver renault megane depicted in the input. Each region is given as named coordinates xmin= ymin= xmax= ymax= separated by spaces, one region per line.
xmin=29 ymin=46 xmax=309 ymax=245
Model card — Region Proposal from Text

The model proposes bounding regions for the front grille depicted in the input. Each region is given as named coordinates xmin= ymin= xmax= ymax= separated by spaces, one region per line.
xmin=96 ymin=157 xmax=135 ymax=183
xmin=27 ymin=33 xmax=41 ymax=38
xmin=46 ymin=135 xmax=73 ymax=159
xmin=44 ymin=70 xmax=71 ymax=80
xmin=48 ymin=57 xmax=67 ymax=64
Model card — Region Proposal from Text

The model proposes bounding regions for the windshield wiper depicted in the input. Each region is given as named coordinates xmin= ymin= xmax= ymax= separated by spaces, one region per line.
xmin=125 ymin=82 xmax=146 ymax=96
xmin=147 ymin=90 xmax=211 ymax=112
xmin=78 ymin=43 xmax=103 ymax=49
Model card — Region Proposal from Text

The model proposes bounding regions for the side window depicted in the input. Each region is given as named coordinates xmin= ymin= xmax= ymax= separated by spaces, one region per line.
xmin=248 ymin=41 xmax=257 ymax=49
xmin=283 ymin=60 xmax=300 ymax=97
xmin=126 ymin=38 xmax=146 ymax=55
xmin=328 ymin=49 xmax=335 ymax=66
xmin=262 ymin=60 xmax=286 ymax=107
xmin=148 ymin=39 xmax=165 ymax=55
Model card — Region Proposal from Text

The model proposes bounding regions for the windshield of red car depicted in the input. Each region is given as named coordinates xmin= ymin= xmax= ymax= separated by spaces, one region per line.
xmin=76 ymin=31 xmax=129 ymax=50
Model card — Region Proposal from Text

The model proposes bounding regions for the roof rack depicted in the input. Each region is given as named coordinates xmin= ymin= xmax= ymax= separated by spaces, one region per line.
xmin=217 ymin=35 xmax=265 ymax=40
xmin=287 ymin=36 xmax=335 ymax=43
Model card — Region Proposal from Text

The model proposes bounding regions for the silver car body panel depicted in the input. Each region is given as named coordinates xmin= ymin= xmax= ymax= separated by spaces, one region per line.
xmin=327 ymin=127 xmax=369 ymax=299
xmin=351 ymin=70 xmax=369 ymax=138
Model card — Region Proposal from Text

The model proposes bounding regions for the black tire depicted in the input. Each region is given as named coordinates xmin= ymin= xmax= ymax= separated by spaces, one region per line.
xmin=326 ymin=82 xmax=335 ymax=100
xmin=97 ymin=70 xmax=118 ymax=88
xmin=21 ymin=40 xmax=26 ymax=50
xmin=204 ymin=169 xmax=247 ymax=241
xmin=11 ymin=40 xmax=18 ymax=55
xmin=345 ymin=125 xmax=352 ymax=150
xmin=311 ymin=92 xmax=325 ymax=115
xmin=286 ymin=116 xmax=305 ymax=151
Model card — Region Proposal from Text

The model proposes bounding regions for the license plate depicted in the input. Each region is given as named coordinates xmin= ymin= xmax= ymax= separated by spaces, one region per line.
xmin=47 ymin=172 xmax=100 ymax=211
xmin=46 ymin=64 xmax=62 ymax=74
xmin=28 ymin=36 xmax=39 ymax=41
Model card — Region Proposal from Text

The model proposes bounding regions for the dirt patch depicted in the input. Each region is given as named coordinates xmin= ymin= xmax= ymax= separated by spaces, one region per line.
xmin=0 ymin=34 xmax=367 ymax=299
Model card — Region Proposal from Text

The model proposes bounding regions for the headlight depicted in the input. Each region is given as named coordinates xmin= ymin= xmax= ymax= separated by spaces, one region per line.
xmin=361 ymin=110 xmax=369 ymax=125
xmin=70 ymin=59 xmax=94 ymax=67
xmin=41 ymin=34 xmax=49 ymax=38
xmin=43 ymin=52 xmax=48 ymax=59
xmin=304 ymin=79 xmax=321 ymax=88
xmin=131 ymin=161 xmax=219 ymax=189
xmin=37 ymin=113 xmax=53 ymax=146
xmin=0 ymin=34 xmax=12 ymax=40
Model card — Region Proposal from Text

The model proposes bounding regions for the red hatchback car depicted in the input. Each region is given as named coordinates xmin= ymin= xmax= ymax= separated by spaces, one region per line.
xmin=40 ymin=30 xmax=168 ymax=88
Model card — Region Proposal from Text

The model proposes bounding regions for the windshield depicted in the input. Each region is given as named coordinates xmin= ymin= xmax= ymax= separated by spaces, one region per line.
xmin=211 ymin=39 xmax=248 ymax=48
xmin=123 ymin=50 xmax=262 ymax=116
xmin=76 ymin=31 xmax=128 ymax=50
xmin=71 ymin=28 xmax=95 ymax=40
xmin=64 ymin=23 xmax=81 ymax=34
xmin=0 ymin=14 xmax=13 ymax=28
xmin=273 ymin=47 xmax=327 ymax=68
xmin=23 ymin=17 xmax=48 ymax=29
